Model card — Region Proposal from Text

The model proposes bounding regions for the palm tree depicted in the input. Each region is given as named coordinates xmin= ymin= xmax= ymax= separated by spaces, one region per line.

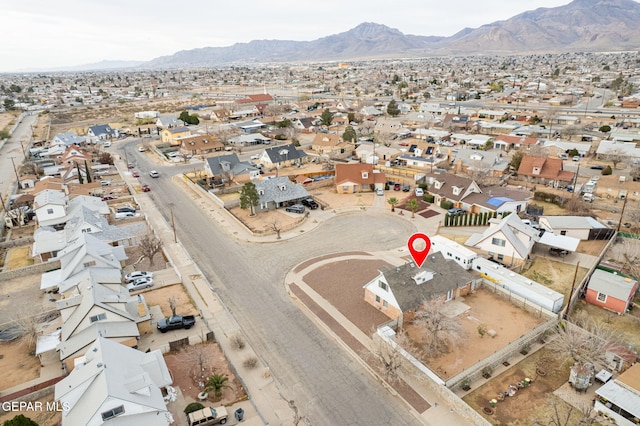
xmin=387 ymin=197 xmax=398 ymax=212
xmin=204 ymin=373 xmax=231 ymax=398
xmin=406 ymin=199 xmax=420 ymax=218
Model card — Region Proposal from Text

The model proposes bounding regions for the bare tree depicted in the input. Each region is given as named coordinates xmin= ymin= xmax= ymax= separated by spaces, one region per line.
xmin=139 ymin=234 xmax=162 ymax=266
xmin=14 ymin=307 xmax=47 ymax=354
xmin=619 ymin=238 xmax=640 ymax=280
xmin=548 ymin=319 xmax=623 ymax=372
xmin=168 ymin=296 xmax=177 ymax=317
xmin=268 ymin=220 xmax=282 ymax=239
xmin=288 ymin=400 xmax=311 ymax=426
xmin=413 ymin=298 xmax=465 ymax=358
xmin=365 ymin=332 xmax=416 ymax=382
xmin=528 ymin=144 xmax=549 ymax=157
xmin=533 ymin=397 xmax=596 ymax=426
xmin=464 ymin=160 xmax=497 ymax=187
xmin=606 ymin=148 xmax=627 ymax=170
xmin=185 ymin=344 xmax=213 ymax=389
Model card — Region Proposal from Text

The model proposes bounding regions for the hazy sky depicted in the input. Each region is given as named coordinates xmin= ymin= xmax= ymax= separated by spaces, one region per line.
xmin=1 ymin=0 xmax=580 ymax=72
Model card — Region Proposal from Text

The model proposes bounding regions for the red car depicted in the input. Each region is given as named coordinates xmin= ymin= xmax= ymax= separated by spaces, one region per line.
xmin=141 ymin=184 xmax=151 ymax=192
xmin=394 ymin=183 xmax=401 ymax=191
xmin=127 ymin=163 xmax=135 ymax=169
xmin=132 ymin=171 xmax=140 ymax=178
xmin=102 ymin=195 xmax=117 ymax=201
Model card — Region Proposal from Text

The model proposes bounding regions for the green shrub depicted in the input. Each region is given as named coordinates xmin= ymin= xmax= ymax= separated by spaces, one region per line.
xmin=274 ymin=134 xmax=287 ymax=140
xmin=423 ymin=193 xmax=434 ymax=203
xmin=440 ymin=200 xmax=453 ymax=210
xmin=184 ymin=402 xmax=205 ymax=415
xmin=602 ymin=165 xmax=613 ymax=175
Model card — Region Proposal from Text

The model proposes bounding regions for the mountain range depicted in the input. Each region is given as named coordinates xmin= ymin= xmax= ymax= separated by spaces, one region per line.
xmin=82 ymin=0 xmax=640 ymax=70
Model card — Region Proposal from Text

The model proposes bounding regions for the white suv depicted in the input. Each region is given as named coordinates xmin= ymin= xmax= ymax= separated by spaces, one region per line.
xmin=415 ymin=188 xmax=424 ymax=197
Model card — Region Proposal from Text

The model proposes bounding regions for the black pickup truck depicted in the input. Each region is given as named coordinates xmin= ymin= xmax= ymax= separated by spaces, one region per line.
xmin=156 ymin=315 xmax=196 ymax=332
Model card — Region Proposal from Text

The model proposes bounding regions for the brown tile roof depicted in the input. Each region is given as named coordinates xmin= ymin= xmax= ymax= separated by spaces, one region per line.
xmin=517 ymin=155 xmax=575 ymax=182
xmin=312 ymin=134 xmax=342 ymax=147
xmin=238 ymin=94 xmax=274 ymax=104
xmin=335 ymin=164 xmax=385 ymax=185
xmin=423 ymin=172 xmax=477 ymax=202
xmin=179 ymin=135 xmax=224 ymax=152
xmin=33 ymin=178 xmax=64 ymax=195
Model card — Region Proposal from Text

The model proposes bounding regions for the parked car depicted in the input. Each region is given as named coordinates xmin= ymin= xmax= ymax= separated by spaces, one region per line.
xmin=187 ymin=406 xmax=229 ymax=426
xmin=285 ymin=204 xmax=305 ymax=214
xmin=301 ymin=199 xmax=319 ymax=209
xmin=402 ymin=185 xmax=410 ymax=192
xmin=157 ymin=315 xmax=196 ymax=332
xmin=124 ymin=271 xmax=153 ymax=282
xmin=549 ymin=247 xmax=569 ymax=257
xmin=103 ymin=141 xmax=111 ymax=148
xmin=117 ymin=206 xmax=136 ymax=214
xmin=149 ymin=170 xmax=160 ymax=178
xmin=250 ymin=154 xmax=261 ymax=160
xmin=393 ymin=183 xmax=401 ymax=191
xmin=141 ymin=184 xmax=151 ymax=192
xmin=126 ymin=277 xmax=154 ymax=292
xmin=415 ymin=188 xmax=424 ymax=197
xmin=573 ymin=156 xmax=580 ymax=161
xmin=376 ymin=188 xmax=384 ymax=196
xmin=115 ymin=211 xmax=136 ymax=219
xmin=590 ymin=165 xmax=604 ymax=170
xmin=102 ymin=195 xmax=117 ymax=201
xmin=137 ymin=146 xmax=146 ymax=152
xmin=448 ymin=208 xmax=465 ymax=215
xmin=132 ymin=171 xmax=140 ymax=178
xmin=100 ymin=180 xmax=111 ymax=186
xmin=127 ymin=163 xmax=135 ymax=169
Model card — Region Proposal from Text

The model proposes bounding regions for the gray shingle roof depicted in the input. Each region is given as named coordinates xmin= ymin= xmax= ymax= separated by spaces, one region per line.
xmin=255 ymin=177 xmax=310 ymax=204
xmin=264 ymin=144 xmax=307 ymax=164
xmin=381 ymin=252 xmax=474 ymax=311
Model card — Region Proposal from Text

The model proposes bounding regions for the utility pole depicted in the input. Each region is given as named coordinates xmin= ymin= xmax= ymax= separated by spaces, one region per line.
xmin=9 ymin=157 xmax=20 ymax=185
xmin=563 ymin=261 xmax=581 ymax=320
xmin=169 ymin=203 xmax=177 ymax=243
xmin=616 ymin=195 xmax=629 ymax=233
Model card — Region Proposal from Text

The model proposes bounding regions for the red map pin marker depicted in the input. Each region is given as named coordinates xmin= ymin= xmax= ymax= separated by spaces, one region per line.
xmin=408 ymin=233 xmax=431 ymax=268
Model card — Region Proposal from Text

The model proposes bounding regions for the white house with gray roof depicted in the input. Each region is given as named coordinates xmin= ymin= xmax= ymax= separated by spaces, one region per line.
xmin=204 ymin=153 xmax=260 ymax=184
xmin=255 ymin=177 xmax=310 ymax=212
xmin=363 ymin=252 xmax=477 ymax=326
xmin=465 ymin=214 xmax=539 ymax=266
xmin=539 ymin=215 xmax=607 ymax=240
xmin=55 ymin=337 xmax=173 ymax=425
xmin=262 ymin=143 xmax=307 ymax=168
xmin=52 ymin=132 xmax=86 ymax=147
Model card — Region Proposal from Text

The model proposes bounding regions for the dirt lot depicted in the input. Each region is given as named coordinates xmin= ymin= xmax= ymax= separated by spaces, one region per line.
xmin=0 ymin=111 xmax=17 ymax=132
xmin=0 ymin=339 xmax=41 ymax=392
xmin=4 ymin=246 xmax=35 ymax=270
xmin=228 ymin=205 xmax=301 ymax=234
xmin=303 ymin=258 xmax=391 ymax=333
xmin=521 ymin=257 xmax=589 ymax=298
xmin=123 ymin=245 xmax=168 ymax=272
xmin=142 ymin=284 xmax=198 ymax=319
xmin=163 ymin=342 xmax=246 ymax=404
xmin=0 ymin=273 xmax=57 ymax=325
xmin=311 ymin=187 xmax=375 ymax=209
xmin=572 ymin=299 xmax=640 ymax=350
xmin=0 ymin=393 xmax=61 ymax=426
xmin=405 ymin=287 xmax=545 ymax=380
xmin=462 ymin=348 xmax=588 ymax=425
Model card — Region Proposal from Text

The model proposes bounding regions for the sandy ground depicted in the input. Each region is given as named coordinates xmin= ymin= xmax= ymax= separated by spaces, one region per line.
xmin=463 ymin=348 xmax=579 ymax=425
xmin=163 ymin=342 xmax=246 ymax=404
xmin=0 ymin=393 xmax=62 ymax=426
xmin=521 ymin=257 xmax=589 ymax=298
xmin=0 ymin=111 xmax=17 ymax=132
xmin=405 ymin=287 xmax=545 ymax=380
xmin=0 ymin=340 xmax=42 ymax=391
xmin=4 ymin=246 xmax=34 ymax=270
xmin=228 ymin=205 xmax=300 ymax=234
xmin=303 ymin=258 xmax=391 ymax=333
xmin=310 ymin=187 xmax=375 ymax=209
xmin=141 ymin=284 xmax=199 ymax=319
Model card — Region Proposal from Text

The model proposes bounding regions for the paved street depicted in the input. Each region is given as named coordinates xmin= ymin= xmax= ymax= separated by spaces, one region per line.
xmin=117 ymin=141 xmax=423 ymax=425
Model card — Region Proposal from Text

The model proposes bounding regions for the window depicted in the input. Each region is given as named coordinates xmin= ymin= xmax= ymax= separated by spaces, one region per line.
xmin=342 ymin=185 xmax=349 ymax=192
xmin=47 ymin=208 xmax=54 ymax=214
xmin=497 ymin=254 xmax=504 ymax=261
xmin=101 ymin=405 xmax=124 ymax=421
xmin=361 ymin=172 xmax=368 ymax=179
xmin=378 ymin=281 xmax=388 ymax=291
xmin=560 ymin=230 xmax=567 ymax=236
xmin=375 ymin=295 xmax=380 ymax=303
xmin=491 ymin=238 xmax=506 ymax=247
xmin=446 ymin=289 xmax=453 ymax=301
xmin=90 ymin=313 xmax=107 ymax=323
xmin=83 ymin=261 xmax=97 ymax=268
xmin=596 ymin=292 xmax=607 ymax=302
xmin=383 ymin=300 xmax=388 ymax=307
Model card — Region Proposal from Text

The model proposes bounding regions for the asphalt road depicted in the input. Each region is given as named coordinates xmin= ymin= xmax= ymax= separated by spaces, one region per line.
xmin=117 ymin=141 xmax=422 ymax=425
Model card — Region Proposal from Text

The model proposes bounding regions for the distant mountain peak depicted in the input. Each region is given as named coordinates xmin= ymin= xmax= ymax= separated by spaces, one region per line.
xmin=140 ymin=1 xmax=640 ymax=70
